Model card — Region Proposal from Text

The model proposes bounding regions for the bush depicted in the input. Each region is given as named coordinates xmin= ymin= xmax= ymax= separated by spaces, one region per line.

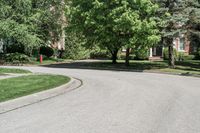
xmin=183 ymin=55 xmax=195 ymax=60
xmin=5 ymin=53 xmax=30 ymax=64
xmin=90 ymin=49 xmax=111 ymax=59
xmin=177 ymin=52 xmax=185 ymax=61
xmin=64 ymin=32 xmax=90 ymax=60
xmin=163 ymin=47 xmax=178 ymax=60
xmin=195 ymin=48 xmax=200 ymax=60
xmin=6 ymin=43 xmax=25 ymax=54
xmin=64 ymin=47 xmax=90 ymax=60
xmin=39 ymin=46 xmax=54 ymax=58
xmin=134 ymin=49 xmax=149 ymax=60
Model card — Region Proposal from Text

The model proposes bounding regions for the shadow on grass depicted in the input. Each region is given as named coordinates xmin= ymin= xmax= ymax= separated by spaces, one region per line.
xmin=42 ymin=60 xmax=168 ymax=72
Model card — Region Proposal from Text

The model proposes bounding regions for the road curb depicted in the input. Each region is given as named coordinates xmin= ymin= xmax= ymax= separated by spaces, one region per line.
xmin=0 ymin=77 xmax=83 ymax=115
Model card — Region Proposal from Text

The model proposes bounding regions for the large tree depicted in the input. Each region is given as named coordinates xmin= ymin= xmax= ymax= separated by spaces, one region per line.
xmin=187 ymin=0 xmax=200 ymax=58
xmin=30 ymin=0 xmax=67 ymax=51
xmin=69 ymin=0 xmax=160 ymax=64
xmin=0 ymin=0 xmax=66 ymax=56
xmin=153 ymin=0 xmax=200 ymax=67
xmin=0 ymin=0 xmax=41 ymax=51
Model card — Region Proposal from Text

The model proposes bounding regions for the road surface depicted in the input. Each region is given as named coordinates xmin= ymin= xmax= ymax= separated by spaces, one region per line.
xmin=0 ymin=66 xmax=200 ymax=133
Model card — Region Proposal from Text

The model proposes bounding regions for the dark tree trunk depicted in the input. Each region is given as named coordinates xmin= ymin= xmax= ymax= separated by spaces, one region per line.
xmin=125 ymin=48 xmax=130 ymax=66
xmin=168 ymin=45 xmax=175 ymax=68
xmin=111 ymin=49 xmax=118 ymax=64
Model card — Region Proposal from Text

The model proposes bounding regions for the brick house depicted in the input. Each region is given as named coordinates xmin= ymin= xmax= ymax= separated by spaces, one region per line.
xmin=149 ymin=34 xmax=193 ymax=60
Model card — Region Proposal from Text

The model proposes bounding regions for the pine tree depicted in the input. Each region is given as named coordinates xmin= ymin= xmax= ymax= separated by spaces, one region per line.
xmin=153 ymin=0 xmax=190 ymax=68
xmin=187 ymin=0 xmax=200 ymax=58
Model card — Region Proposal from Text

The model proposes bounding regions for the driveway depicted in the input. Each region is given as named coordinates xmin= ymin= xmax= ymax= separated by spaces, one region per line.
xmin=0 ymin=66 xmax=200 ymax=133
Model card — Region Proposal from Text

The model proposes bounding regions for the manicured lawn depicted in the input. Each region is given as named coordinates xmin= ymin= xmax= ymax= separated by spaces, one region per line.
xmin=30 ymin=58 xmax=70 ymax=65
xmin=57 ymin=60 xmax=200 ymax=76
xmin=0 ymin=74 xmax=70 ymax=102
xmin=0 ymin=68 xmax=31 ymax=74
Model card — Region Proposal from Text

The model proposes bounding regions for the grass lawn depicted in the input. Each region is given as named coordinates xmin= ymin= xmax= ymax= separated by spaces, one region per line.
xmin=0 ymin=68 xmax=31 ymax=74
xmin=0 ymin=74 xmax=70 ymax=102
xmin=30 ymin=58 xmax=70 ymax=65
xmin=58 ymin=60 xmax=200 ymax=76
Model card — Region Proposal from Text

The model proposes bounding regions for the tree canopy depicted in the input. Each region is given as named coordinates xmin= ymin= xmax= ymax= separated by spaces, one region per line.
xmin=0 ymin=0 xmax=65 ymax=54
xmin=69 ymin=0 xmax=161 ymax=64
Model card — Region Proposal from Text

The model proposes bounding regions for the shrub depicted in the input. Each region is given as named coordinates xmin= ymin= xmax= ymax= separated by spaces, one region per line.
xmin=90 ymin=49 xmax=111 ymax=59
xmin=5 ymin=53 xmax=30 ymax=64
xmin=177 ymin=52 xmax=185 ymax=61
xmin=195 ymin=48 xmax=200 ymax=60
xmin=39 ymin=46 xmax=54 ymax=58
xmin=6 ymin=43 xmax=25 ymax=54
xmin=134 ymin=49 xmax=149 ymax=60
xmin=183 ymin=55 xmax=195 ymax=61
xmin=163 ymin=47 xmax=178 ymax=60
xmin=64 ymin=48 xmax=90 ymax=60
xmin=64 ymin=32 xmax=90 ymax=60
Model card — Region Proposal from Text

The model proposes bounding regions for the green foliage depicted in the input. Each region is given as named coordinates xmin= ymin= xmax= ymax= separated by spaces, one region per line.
xmin=152 ymin=0 xmax=199 ymax=67
xmin=90 ymin=48 xmax=111 ymax=59
xmin=69 ymin=0 xmax=161 ymax=63
xmin=0 ymin=68 xmax=31 ymax=74
xmin=134 ymin=48 xmax=149 ymax=60
xmin=163 ymin=47 xmax=178 ymax=60
xmin=40 ymin=46 xmax=54 ymax=58
xmin=0 ymin=74 xmax=70 ymax=102
xmin=188 ymin=1 xmax=200 ymax=53
xmin=6 ymin=43 xmax=25 ymax=54
xmin=195 ymin=48 xmax=200 ymax=60
xmin=0 ymin=0 xmax=42 ymax=48
xmin=64 ymin=32 xmax=90 ymax=60
xmin=0 ymin=0 xmax=66 ymax=56
xmin=183 ymin=55 xmax=195 ymax=60
xmin=177 ymin=52 xmax=185 ymax=61
xmin=176 ymin=52 xmax=195 ymax=61
xmin=5 ymin=53 xmax=30 ymax=64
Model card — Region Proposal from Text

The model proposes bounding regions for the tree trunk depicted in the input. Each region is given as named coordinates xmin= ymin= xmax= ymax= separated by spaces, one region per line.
xmin=111 ymin=49 xmax=118 ymax=64
xmin=168 ymin=45 xmax=175 ymax=68
xmin=125 ymin=48 xmax=130 ymax=66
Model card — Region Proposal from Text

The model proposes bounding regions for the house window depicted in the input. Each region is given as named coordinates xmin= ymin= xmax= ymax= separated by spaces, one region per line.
xmin=179 ymin=38 xmax=185 ymax=51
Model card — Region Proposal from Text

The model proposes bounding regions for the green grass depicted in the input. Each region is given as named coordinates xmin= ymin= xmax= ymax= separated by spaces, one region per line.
xmin=0 ymin=68 xmax=31 ymax=74
xmin=30 ymin=58 xmax=70 ymax=65
xmin=0 ymin=74 xmax=70 ymax=102
xmin=61 ymin=60 xmax=200 ymax=76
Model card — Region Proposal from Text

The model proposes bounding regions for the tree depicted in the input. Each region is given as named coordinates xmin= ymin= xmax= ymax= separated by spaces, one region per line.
xmin=0 ymin=0 xmax=41 ymax=53
xmin=153 ymin=0 xmax=197 ymax=68
xmin=69 ymin=0 xmax=160 ymax=64
xmin=0 ymin=0 xmax=67 ymax=57
xmin=187 ymin=0 xmax=200 ymax=59
xmin=32 ymin=0 xmax=67 ymax=55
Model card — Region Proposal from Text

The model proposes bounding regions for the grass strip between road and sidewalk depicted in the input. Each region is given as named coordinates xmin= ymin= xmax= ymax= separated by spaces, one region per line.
xmin=0 ymin=68 xmax=31 ymax=74
xmin=0 ymin=74 xmax=70 ymax=102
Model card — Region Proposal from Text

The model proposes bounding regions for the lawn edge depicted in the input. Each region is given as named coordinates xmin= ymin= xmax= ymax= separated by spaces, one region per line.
xmin=0 ymin=77 xmax=82 ymax=115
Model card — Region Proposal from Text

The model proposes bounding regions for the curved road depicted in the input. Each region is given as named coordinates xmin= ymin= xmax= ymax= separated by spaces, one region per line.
xmin=0 ymin=66 xmax=200 ymax=133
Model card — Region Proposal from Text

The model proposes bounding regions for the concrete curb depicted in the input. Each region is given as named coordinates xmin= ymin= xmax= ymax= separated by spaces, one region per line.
xmin=0 ymin=78 xmax=83 ymax=115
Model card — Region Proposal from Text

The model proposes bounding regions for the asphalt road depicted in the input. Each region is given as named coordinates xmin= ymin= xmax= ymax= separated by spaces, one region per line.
xmin=0 ymin=66 xmax=200 ymax=133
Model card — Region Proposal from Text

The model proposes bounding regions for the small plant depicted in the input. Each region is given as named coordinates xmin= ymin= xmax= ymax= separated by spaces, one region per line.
xmin=90 ymin=49 xmax=111 ymax=59
xmin=5 ymin=53 xmax=30 ymax=65
xmin=134 ymin=49 xmax=149 ymax=60
xmin=178 ymin=52 xmax=185 ymax=61
xmin=195 ymin=48 xmax=200 ymax=60
xmin=163 ymin=47 xmax=178 ymax=60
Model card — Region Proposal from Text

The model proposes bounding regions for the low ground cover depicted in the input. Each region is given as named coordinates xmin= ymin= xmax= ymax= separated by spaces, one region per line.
xmin=0 ymin=74 xmax=70 ymax=102
xmin=0 ymin=68 xmax=31 ymax=74
xmin=56 ymin=60 xmax=200 ymax=76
